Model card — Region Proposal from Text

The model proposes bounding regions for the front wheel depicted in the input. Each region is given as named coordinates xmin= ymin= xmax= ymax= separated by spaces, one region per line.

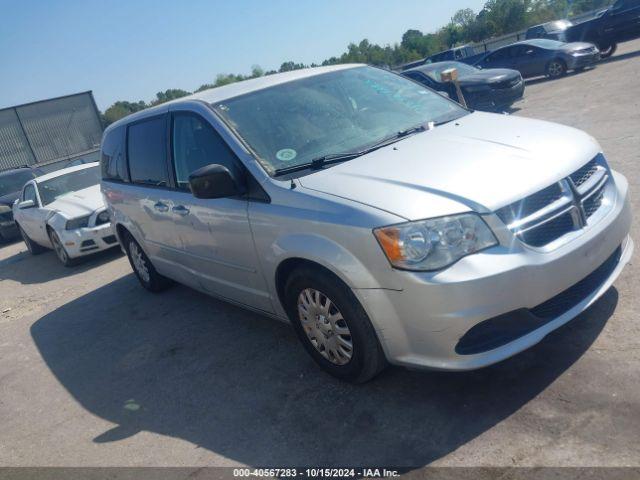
xmin=285 ymin=267 xmax=387 ymax=383
xmin=48 ymin=228 xmax=77 ymax=267
xmin=546 ymin=59 xmax=567 ymax=79
xmin=125 ymin=233 xmax=173 ymax=292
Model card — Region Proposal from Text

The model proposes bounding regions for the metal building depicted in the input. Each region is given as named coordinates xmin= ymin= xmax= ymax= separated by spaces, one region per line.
xmin=0 ymin=91 xmax=103 ymax=173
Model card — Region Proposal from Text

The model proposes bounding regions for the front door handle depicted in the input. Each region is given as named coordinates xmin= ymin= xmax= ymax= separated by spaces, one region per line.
xmin=172 ymin=205 xmax=190 ymax=216
xmin=153 ymin=202 xmax=169 ymax=213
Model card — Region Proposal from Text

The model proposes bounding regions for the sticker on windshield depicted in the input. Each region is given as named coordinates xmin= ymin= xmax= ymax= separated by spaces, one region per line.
xmin=276 ymin=148 xmax=297 ymax=162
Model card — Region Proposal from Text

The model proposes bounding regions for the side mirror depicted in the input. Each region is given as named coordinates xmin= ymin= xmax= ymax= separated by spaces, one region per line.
xmin=18 ymin=199 xmax=35 ymax=209
xmin=188 ymin=164 xmax=244 ymax=199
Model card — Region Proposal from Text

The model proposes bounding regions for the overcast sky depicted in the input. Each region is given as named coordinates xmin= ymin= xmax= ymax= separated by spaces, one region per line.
xmin=0 ymin=0 xmax=487 ymax=111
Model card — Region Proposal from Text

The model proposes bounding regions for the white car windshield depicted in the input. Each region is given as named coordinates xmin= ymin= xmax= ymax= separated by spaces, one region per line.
xmin=38 ymin=166 xmax=100 ymax=206
xmin=212 ymin=66 xmax=468 ymax=175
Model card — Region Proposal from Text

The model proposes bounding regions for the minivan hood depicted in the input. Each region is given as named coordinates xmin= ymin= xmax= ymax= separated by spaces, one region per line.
xmin=297 ymin=112 xmax=600 ymax=220
xmin=46 ymin=184 xmax=105 ymax=218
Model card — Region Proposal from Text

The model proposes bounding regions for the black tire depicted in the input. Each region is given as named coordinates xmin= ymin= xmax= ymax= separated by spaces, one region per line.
xmin=284 ymin=266 xmax=387 ymax=383
xmin=48 ymin=228 xmax=78 ymax=267
xmin=546 ymin=59 xmax=567 ymax=79
xmin=124 ymin=232 xmax=173 ymax=292
xmin=599 ymin=43 xmax=617 ymax=59
xmin=18 ymin=224 xmax=46 ymax=255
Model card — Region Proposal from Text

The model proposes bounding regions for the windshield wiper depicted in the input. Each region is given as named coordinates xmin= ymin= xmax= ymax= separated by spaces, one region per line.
xmin=273 ymin=124 xmax=428 ymax=177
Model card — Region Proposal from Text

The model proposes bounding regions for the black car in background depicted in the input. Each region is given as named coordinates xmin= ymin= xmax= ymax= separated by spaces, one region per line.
xmin=402 ymin=61 xmax=524 ymax=112
xmin=565 ymin=0 xmax=640 ymax=58
xmin=0 ymin=167 xmax=42 ymax=242
xmin=475 ymin=39 xmax=600 ymax=79
xmin=526 ymin=20 xmax=573 ymax=41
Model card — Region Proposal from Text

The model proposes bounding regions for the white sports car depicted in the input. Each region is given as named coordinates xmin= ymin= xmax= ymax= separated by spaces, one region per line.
xmin=12 ymin=162 xmax=118 ymax=266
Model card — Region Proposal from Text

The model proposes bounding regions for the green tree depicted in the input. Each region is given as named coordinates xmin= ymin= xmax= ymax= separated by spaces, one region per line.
xmin=102 ymin=100 xmax=147 ymax=126
xmin=151 ymin=88 xmax=191 ymax=106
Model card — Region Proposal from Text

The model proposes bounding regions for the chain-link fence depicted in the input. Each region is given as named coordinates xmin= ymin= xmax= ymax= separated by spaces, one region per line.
xmin=0 ymin=91 xmax=103 ymax=172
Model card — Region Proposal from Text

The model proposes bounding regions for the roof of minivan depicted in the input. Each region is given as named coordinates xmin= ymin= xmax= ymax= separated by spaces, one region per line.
xmin=106 ymin=64 xmax=364 ymax=132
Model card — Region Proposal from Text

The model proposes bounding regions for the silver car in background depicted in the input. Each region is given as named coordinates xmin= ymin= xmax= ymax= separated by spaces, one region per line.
xmin=102 ymin=65 xmax=632 ymax=382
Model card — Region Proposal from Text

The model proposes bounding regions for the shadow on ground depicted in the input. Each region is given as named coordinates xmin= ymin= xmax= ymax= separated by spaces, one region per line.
xmin=601 ymin=48 xmax=640 ymax=65
xmin=0 ymin=246 xmax=122 ymax=284
xmin=30 ymin=275 xmax=617 ymax=467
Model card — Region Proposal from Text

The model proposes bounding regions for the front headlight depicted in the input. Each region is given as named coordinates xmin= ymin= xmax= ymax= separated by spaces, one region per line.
xmin=0 ymin=205 xmax=11 ymax=214
xmin=373 ymin=213 xmax=498 ymax=271
xmin=66 ymin=215 xmax=91 ymax=230
xmin=97 ymin=211 xmax=110 ymax=223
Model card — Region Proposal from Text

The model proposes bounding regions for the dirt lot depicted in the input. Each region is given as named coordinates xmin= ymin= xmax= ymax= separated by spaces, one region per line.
xmin=1 ymin=40 xmax=639 ymax=470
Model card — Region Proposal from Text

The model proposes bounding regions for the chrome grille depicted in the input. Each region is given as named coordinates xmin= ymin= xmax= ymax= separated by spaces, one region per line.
xmin=570 ymin=158 xmax=599 ymax=187
xmin=497 ymin=154 xmax=612 ymax=249
xmin=517 ymin=211 xmax=577 ymax=247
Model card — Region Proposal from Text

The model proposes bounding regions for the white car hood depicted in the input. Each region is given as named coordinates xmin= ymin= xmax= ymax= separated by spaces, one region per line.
xmin=46 ymin=184 xmax=105 ymax=218
xmin=298 ymin=112 xmax=601 ymax=220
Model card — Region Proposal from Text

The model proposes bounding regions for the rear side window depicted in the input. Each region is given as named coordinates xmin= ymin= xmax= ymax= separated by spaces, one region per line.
xmin=127 ymin=116 xmax=169 ymax=187
xmin=171 ymin=113 xmax=240 ymax=190
xmin=101 ymin=126 xmax=127 ymax=181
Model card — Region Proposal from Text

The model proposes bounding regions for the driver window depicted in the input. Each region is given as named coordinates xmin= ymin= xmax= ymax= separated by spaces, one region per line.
xmin=23 ymin=184 xmax=37 ymax=204
xmin=172 ymin=113 xmax=239 ymax=190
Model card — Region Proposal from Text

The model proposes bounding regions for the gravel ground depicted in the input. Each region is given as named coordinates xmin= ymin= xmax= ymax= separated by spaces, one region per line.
xmin=0 ymin=39 xmax=639 ymax=470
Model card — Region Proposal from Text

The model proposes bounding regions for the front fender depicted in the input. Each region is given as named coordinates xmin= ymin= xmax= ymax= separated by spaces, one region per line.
xmin=263 ymin=232 xmax=402 ymax=318
xmin=271 ymin=233 xmax=384 ymax=290
xmin=46 ymin=212 xmax=66 ymax=231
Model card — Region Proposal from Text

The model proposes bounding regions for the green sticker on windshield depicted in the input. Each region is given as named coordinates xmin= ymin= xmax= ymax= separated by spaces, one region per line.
xmin=276 ymin=148 xmax=297 ymax=162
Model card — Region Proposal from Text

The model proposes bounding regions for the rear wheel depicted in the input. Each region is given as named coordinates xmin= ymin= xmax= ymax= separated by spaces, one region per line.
xmin=125 ymin=233 xmax=173 ymax=292
xmin=19 ymin=225 xmax=46 ymax=255
xmin=48 ymin=228 xmax=77 ymax=267
xmin=546 ymin=59 xmax=567 ymax=79
xmin=285 ymin=267 xmax=387 ymax=383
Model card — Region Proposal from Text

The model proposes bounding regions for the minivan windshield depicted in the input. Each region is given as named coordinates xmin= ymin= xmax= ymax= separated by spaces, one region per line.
xmin=212 ymin=66 xmax=468 ymax=175
xmin=38 ymin=166 xmax=100 ymax=206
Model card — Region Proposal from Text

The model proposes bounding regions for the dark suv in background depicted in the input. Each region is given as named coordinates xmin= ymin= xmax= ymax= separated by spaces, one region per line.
xmin=565 ymin=0 xmax=640 ymax=58
xmin=0 ymin=167 xmax=42 ymax=242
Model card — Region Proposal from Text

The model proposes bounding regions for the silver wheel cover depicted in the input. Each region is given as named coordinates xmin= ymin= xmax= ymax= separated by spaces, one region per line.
xmin=297 ymin=288 xmax=353 ymax=365
xmin=50 ymin=231 xmax=67 ymax=262
xmin=129 ymin=241 xmax=150 ymax=283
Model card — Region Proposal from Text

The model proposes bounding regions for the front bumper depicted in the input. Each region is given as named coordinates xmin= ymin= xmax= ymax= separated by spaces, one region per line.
xmin=0 ymin=210 xmax=18 ymax=239
xmin=567 ymin=52 xmax=601 ymax=69
xmin=57 ymin=222 xmax=118 ymax=258
xmin=0 ymin=220 xmax=18 ymax=239
xmin=466 ymin=81 xmax=525 ymax=111
xmin=357 ymin=171 xmax=632 ymax=370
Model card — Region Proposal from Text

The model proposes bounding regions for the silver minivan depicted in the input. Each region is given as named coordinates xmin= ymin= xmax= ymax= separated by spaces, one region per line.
xmin=102 ymin=65 xmax=632 ymax=382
